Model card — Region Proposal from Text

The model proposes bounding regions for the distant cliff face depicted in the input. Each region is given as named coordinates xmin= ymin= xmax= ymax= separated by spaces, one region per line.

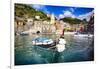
xmin=87 ymin=14 xmax=94 ymax=34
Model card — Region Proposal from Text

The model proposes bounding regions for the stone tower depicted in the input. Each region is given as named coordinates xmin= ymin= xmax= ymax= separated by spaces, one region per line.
xmin=50 ymin=14 xmax=55 ymax=24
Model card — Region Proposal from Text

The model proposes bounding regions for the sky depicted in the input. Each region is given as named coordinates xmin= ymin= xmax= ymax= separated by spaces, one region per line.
xmin=32 ymin=4 xmax=94 ymax=21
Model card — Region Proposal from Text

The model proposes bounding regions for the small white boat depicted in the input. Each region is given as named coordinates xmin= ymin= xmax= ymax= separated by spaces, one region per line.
xmin=32 ymin=37 xmax=54 ymax=46
xmin=32 ymin=37 xmax=67 ymax=52
xmin=20 ymin=31 xmax=29 ymax=35
xmin=74 ymin=34 xmax=93 ymax=38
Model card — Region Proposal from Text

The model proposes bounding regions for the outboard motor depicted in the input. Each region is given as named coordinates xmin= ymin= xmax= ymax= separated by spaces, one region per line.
xmin=56 ymin=36 xmax=66 ymax=52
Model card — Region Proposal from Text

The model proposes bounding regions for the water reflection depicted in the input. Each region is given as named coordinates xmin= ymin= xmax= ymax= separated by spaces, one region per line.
xmin=15 ymin=34 xmax=94 ymax=65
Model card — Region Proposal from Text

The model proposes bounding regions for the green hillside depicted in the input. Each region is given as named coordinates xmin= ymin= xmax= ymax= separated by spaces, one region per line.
xmin=60 ymin=17 xmax=85 ymax=24
xmin=15 ymin=4 xmax=49 ymax=20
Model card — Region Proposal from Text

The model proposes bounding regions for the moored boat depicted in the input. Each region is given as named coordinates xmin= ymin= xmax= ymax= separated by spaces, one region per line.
xmin=74 ymin=33 xmax=93 ymax=38
xmin=32 ymin=37 xmax=67 ymax=52
xmin=32 ymin=37 xmax=56 ymax=47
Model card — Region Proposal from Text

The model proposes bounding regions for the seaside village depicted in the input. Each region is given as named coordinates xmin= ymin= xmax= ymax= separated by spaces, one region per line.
xmin=14 ymin=10 xmax=94 ymax=52
xmin=15 ymin=14 xmax=87 ymax=36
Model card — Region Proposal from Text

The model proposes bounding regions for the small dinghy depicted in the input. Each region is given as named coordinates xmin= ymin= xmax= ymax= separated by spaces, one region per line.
xmin=32 ymin=37 xmax=67 ymax=52
xmin=32 ymin=37 xmax=56 ymax=48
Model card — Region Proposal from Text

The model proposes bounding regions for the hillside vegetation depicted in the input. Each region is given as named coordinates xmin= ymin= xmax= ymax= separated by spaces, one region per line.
xmin=15 ymin=4 xmax=50 ymax=20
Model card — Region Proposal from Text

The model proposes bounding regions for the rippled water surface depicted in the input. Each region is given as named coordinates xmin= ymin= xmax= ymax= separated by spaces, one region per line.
xmin=15 ymin=34 xmax=94 ymax=65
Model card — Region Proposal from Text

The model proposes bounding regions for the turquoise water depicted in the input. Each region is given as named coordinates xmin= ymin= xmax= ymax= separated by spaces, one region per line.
xmin=15 ymin=34 xmax=94 ymax=65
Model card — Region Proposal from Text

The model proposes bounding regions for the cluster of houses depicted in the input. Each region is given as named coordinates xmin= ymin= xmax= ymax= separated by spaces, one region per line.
xmin=15 ymin=14 xmax=86 ymax=35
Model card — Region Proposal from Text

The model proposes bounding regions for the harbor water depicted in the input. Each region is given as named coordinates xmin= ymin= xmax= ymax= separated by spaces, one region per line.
xmin=15 ymin=34 xmax=94 ymax=65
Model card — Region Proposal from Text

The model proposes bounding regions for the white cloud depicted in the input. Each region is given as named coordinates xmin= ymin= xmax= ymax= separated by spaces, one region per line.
xmin=63 ymin=11 xmax=72 ymax=17
xmin=59 ymin=14 xmax=64 ymax=18
xmin=58 ymin=10 xmax=76 ymax=19
xmin=32 ymin=5 xmax=45 ymax=10
xmin=70 ymin=8 xmax=74 ymax=12
xmin=77 ymin=10 xmax=94 ymax=21
xmin=32 ymin=5 xmax=50 ymax=14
